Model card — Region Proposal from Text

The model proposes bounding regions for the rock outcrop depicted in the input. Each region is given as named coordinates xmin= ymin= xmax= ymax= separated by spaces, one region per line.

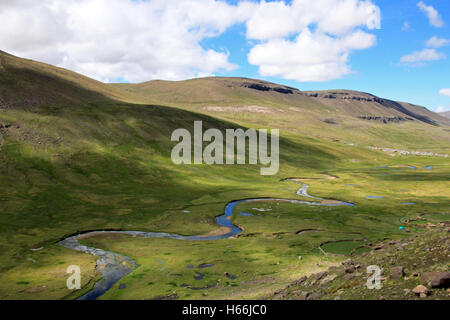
xmin=241 ymin=82 xmax=296 ymax=94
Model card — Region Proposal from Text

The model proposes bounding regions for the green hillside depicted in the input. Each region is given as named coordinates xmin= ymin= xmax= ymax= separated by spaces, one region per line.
xmin=0 ymin=51 xmax=448 ymax=300
xmin=111 ymin=77 xmax=450 ymax=153
xmin=0 ymin=50 xmax=135 ymax=110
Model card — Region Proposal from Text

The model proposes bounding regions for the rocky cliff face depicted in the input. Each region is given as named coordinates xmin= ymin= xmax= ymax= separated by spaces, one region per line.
xmin=303 ymin=90 xmax=442 ymax=126
xmin=241 ymin=82 xmax=298 ymax=95
xmin=304 ymin=91 xmax=382 ymax=103
xmin=358 ymin=116 xmax=414 ymax=123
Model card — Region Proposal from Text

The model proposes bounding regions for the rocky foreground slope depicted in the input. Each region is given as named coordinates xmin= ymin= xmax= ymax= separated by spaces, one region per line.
xmin=270 ymin=223 xmax=449 ymax=300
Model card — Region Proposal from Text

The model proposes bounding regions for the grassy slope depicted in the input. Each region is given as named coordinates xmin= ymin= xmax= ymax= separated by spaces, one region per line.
xmin=77 ymin=161 xmax=449 ymax=300
xmin=0 ymin=50 xmax=135 ymax=110
xmin=0 ymin=52 xmax=448 ymax=299
xmin=111 ymin=78 xmax=450 ymax=153
xmin=272 ymin=227 xmax=449 ymax=300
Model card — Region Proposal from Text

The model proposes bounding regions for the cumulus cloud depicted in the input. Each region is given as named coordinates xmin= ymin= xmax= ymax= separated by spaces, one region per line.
xmin=439 ymin=88 xmax=450 ymax=97
xmin=400 ymin=49 xmax=445 ymax=64
xmin=0 ymin=0 xmax=381 ymax=83
xmin=246 ymin=0 xmax=381 ymax=82
xmin=248 ymin=29 xmax=376 ymax=82
xmin=426 ymin=36 xmax=450 ymax=48
xmin=0 ymin=0 xmax=254 ymax=82
xmin=417 ymin=1 xmax=444 ymax=27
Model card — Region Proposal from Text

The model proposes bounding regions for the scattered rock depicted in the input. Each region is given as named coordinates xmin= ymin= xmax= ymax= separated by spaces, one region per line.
xmin=345 ymin=272 xmax=362 ymax=281
xmin=308 ymin=280 xmax=317 ymax=287
xmin=412 ymin=285 xmax=430 ymax=298
xmin=342 ymin=259 xmax=355 ymax=266
xmin=422 ymin=272 xmax=450 ymax=288
xmin=152 ymin=293 xmax=179 ymax=300
xmin=297 ymin=292 xmax=309 ymax=300
xmin=320 ymin=274 xmax=337 ymax=285
xmin=311 ymin=271 xmax=328 ymax=281
xmin=308 ymin=292 xmax=324 ymax=300
xmin=390 ymin=266 xmax=405 ymax=280
xmin=291 ymin=276 xmax=307 ymax=286
xmin=345 ymin=266 xmax=356 ymax=274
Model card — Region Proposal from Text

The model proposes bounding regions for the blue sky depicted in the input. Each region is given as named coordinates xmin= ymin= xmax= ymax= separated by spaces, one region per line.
xmin=204 ymin=0 xmax=450 ymax=111
xmin=1 ymin=0 xmax=449 ymax=112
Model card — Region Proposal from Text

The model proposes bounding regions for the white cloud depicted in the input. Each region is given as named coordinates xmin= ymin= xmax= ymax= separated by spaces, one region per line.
xmin=246 ymin=0 xmax=381 ymax=82
xmin=436 ymin=106 xmax=449 ymax=113
xmin=439 ymin=88 xmax=450 ymax=97
xmin=248 ymin=29 xmax=376 ymax=82
xmin=0 ymin=0 xmax=381 ymax=83
xmin=0 ymin=0 xmax=253 ymax=82
xmin=245 ymin=0 xmax=380 ymax=40
xmin=400 ymin=49 xmax=445 ymax=64
xmin=426 ymin=36 xmax=450 ymax=48
xmin=417 ymin=1 xmax=444 ymax=27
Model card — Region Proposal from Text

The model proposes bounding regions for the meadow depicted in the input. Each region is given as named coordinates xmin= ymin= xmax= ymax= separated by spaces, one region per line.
xmin=0 ymin=102 xmax=448 ymax=300
xmin=0 ymin=51 xmax=448 ymax=300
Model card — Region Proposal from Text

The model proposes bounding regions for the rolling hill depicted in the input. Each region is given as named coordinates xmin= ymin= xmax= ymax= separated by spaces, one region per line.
xmin=0 ymin=50 xmax=134 ymax=110
xmin=113 ymin=78 xmax=450 ymax=126
xmin=1 ymin=50 xmax=449 ymax=153
xmin=0 ymin=50 xmax=449 ymax=300
xmin=111 ymin=77 xmax=450 ymax=152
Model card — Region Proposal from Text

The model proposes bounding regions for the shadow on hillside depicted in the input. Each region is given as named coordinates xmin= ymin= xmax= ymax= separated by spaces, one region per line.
xmin=26 ymin=102 xmax=341 ymax=171
xmin=0 ymin=65 xmax=116 ymax=110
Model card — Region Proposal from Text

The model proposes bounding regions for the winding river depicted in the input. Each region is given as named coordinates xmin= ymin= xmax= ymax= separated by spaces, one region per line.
xmin=58 ymin=179 xmax=355 ymax=300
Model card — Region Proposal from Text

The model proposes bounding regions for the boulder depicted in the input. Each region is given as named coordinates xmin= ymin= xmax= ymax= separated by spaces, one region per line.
xmin=412 ymin=285 xmax=430 ymax=298
xmin=390 ymin=266 xmax=405 ymax=280
xmin=422 ymin=272 xmax=450 ymax=288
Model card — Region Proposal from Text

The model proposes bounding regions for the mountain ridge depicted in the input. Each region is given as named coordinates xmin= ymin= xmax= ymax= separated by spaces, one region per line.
xmin=1 ymin=50 xmax=447 ymax=126
xmin=1 ymin=50 xmax=449 ymax=152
